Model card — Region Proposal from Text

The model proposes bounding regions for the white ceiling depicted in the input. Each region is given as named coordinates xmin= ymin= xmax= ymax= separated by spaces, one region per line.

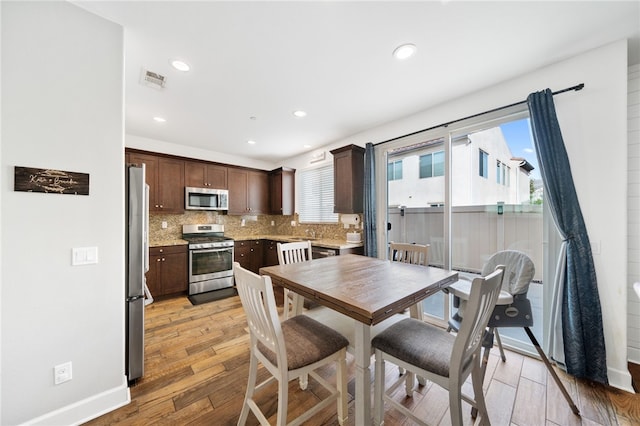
xmin=75 ymin=1 xmax=640 ymax=163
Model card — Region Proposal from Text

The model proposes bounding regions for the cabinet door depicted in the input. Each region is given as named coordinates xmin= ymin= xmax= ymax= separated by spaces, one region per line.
xmin=234 ymin=240 xmax=262 ymax=274
xmin=158 ymin=158 xmax=185 ymax=213
xmin=161 ymin=250 xmax=188 ymax=295
xmin=234 ymin=240 xmax=253 ymax=269
xmin=129 ymin=153 xmax=159 ymax=211
xmin=185 ymin=161 xmax=207 ymax=187
xmin=185 ymin=162 xmax=228 ymax=188
xmin=248 ymin=171 xmax=269 ymax=214
xmin=331 ymin=145 xmax=364 ymax=213
xmin=270 ymin=168 xmax=295 ymax=215
xmin=228 ymin=169 xmax=248 ymax=214
xmin=263 ymin=240 xmax=279 ymax=267
xmin=146 ymin=254 xmax=162 ymax=297
xmin=206 ymin=165 xmax=228 ymax=189
xmin=247 ymin=240 xmax=263 ymax=273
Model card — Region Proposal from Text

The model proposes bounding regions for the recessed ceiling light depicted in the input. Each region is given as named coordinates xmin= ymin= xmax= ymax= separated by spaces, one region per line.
xmin=247 ymin=140 xmax=256 ymax=145
xmin=170 ymin=59 xmax=191 ymax=72
xmin=293 ymin=110 xmax=307 ymax=118
xmin=393 ymin=44 xmax=417 ymax=60
xmin=153 ymin=116 xmax=166 ymax=123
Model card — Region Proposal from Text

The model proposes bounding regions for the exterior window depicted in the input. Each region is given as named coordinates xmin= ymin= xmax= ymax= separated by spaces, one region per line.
xmin=479 ymin=149 xmax=489 ymax=178
xmin=496 ymin=161 xmax=510 ymax=186
xmin=419 ymin=151 xmax=444 ymax=178
xmin=388 ymin=160 xmax=403 ymax=181
xmin=505 ymin=166 xmax=510 ymax=186
xmin=298 ymin=165 xmax=339 ymax=223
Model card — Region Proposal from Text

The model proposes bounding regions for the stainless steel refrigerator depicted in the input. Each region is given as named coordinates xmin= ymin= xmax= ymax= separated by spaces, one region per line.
xmin=125 ymin=164 xmax=148 ymax=383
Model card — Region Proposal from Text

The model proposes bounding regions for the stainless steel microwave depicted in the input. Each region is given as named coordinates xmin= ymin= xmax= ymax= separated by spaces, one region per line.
xmin=185 ymin=187 xmax=229 ymax=211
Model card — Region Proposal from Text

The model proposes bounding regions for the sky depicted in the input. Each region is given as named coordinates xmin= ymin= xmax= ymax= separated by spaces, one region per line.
xmin=500 ymin=118 xmax=541 ymax=180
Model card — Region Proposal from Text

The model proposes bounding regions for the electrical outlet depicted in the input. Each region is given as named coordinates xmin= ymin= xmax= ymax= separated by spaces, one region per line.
xmin=161 ymin=221 xmax=168 ymax=229
xmin=54 ymin=362 xmax=72 ymax=385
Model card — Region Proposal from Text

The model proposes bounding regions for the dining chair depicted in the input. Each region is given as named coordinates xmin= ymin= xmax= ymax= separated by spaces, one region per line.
xmin=389 ymin=242 xmax=429 ymax=267
xmin=388 ymin=242 xmax=430 ymax=386
xmin=372 ymin=266 xmax=505 ymax=426
xmin=277 ymin=241 xmax=313 ymax=320
xmin=233 ymin=262 xmax=349 ymax=426
xmin=446 ymin=250 xmax=579 ymax=416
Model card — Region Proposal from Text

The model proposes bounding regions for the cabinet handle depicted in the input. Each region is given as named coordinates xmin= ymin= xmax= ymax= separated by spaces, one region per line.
xmin=160 ymin=204 xmax=164 ymax=208
xmin=155 ymin=204 xmax=159 ymax=208
xmin=162 ymin=258 xmax=166 ymax=261
xmin=156 ymin=258 xmax=161 ymax=262
xmin=159 ymin=249 xmax=163 ymax=253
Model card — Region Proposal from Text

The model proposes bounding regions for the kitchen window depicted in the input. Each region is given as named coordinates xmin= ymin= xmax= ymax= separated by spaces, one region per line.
xmin=298 ymin=164 xmax=339 ymax=223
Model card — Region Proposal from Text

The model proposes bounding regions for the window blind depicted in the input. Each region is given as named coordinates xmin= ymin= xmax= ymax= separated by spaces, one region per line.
xmin=298 ymin=165 xmax=339 ymax=223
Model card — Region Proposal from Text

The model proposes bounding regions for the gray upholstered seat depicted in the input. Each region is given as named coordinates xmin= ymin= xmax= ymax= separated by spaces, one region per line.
xmin=258 ymin=314 xmax=349 ymax=370
xmin=234 ymin=262 xmax=349 ymax=426
xmin=372 ymin=267 xmax=505 ymax=426
xmin=372 ymin=318 xmax=455 ymax=377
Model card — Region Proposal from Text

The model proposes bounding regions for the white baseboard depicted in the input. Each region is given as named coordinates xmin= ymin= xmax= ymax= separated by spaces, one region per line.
xmin=628 ymin=347 xmax=640 ymax=364
xmin=608 ymin=365 xmax=635 ymax=393
xmin=21 ymin=376 xmax=130 ymax=426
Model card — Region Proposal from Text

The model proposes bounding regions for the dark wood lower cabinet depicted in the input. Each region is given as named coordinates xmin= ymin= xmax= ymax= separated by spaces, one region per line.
xmin=147 ymin=245 xmax=188 ymax=298
xmin=233 ymin=240 xmax=263 ymax=274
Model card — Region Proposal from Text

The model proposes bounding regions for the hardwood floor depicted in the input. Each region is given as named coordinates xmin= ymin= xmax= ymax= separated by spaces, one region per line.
xmin=84 ymin=295 xmax=640 ymax=425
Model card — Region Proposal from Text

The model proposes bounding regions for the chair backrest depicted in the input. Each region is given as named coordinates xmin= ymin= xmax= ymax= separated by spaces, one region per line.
xmin=481 ymin=250 xmax=535 ymax=296
xmin=451 ymin=266 xmax=504 ymax=376
xmin=389 ymin=242 xmax=429 ymax=266
xmin=277 ymin=241 xmax=312 ymax=265
xmin=233 ymin=262 xmax=287 ymax=369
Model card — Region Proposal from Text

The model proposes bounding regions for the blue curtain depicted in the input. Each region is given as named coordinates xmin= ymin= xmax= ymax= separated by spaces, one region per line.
xmin=527 ymin=89 xmax=607 ymax=384
xmin=363 ymin=142 xmax=377 ymax=257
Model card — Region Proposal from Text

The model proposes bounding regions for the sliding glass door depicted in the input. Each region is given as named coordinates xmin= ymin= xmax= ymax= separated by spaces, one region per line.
xmin=383 ymin=108 xmax=545 ymax=353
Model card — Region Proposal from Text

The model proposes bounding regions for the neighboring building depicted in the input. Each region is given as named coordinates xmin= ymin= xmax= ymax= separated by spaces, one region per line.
xmin=387 ymin=127 xmax=535 ymax=208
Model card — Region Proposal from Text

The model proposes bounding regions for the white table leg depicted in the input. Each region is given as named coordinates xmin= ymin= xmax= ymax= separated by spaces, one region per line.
xmin=291 ymin=293 xmax=304 ymax=316
xmin=409 ymin=301 xmax=426 ymax=387
xmin=354 ymin=321 xmax=372 ymax=426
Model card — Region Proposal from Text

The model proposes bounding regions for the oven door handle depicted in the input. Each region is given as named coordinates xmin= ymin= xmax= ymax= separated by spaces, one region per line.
xmin=191 ymin=247 xmax=232 ymax=254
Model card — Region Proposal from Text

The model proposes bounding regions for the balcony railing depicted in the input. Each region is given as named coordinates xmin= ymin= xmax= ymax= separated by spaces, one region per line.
xmin=388 ymin=204 xmax=544 ymax=352
xmin=388 ymin=204 xmax=543 ymax=281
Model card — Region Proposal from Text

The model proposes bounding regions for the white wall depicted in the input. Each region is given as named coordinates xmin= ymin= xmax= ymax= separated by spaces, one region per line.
xmin=1 ymin=2 xmax=129 ymax=424
xmin=285 ymin=40 xmax=632 ymax=391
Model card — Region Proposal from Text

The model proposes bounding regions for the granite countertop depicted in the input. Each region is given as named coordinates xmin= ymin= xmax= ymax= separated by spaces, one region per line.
xmin=149 ymin=239 xmax=188 ymax=247
xmin=149 ymin=235 xmax=363 ymax=250
xmin=227 ymin=234 xmax=363 ymax=250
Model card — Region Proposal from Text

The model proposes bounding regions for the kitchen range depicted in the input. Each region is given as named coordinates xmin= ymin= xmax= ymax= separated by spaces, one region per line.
xmin=182 ymin=224 xmax=234 ymax=295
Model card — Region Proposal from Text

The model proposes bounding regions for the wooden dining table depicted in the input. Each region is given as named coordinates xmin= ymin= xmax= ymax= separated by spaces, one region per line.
xmin=259 ymin=254 xmax=458 ymax=426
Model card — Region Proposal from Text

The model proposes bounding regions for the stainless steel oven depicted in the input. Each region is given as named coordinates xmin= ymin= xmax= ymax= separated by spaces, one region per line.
xmin=183 ymin=224 xmax=234 ymax=295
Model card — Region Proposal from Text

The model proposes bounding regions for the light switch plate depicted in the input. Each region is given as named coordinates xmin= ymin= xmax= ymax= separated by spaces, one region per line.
xmin=72 ymin=247 xmax=99 ymax=265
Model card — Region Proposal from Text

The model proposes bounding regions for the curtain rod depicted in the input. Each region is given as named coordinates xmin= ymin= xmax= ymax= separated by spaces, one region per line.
xmin=374 ymin=83 xmax=585 ymax=147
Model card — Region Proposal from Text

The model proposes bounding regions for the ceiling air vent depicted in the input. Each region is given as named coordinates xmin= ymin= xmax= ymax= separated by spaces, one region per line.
xmin=140 ymin=69 xmax=166 ymax=89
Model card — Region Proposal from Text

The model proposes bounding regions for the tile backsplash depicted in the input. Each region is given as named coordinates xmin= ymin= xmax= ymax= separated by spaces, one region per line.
xmin=148 ymin=211 xmax=363 ymax=242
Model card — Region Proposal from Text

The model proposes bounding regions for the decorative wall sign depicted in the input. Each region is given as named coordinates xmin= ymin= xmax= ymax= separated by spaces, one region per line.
xmin=14 ymin=166 xmax=89 ymax=195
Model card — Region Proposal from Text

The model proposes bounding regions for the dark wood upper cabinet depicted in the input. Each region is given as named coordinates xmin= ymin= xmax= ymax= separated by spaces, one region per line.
xmin=330 ymin=144 xmax=364 ymax=214
xmin=129 ymin=152 xmax=184 ymax=214
xmin=270 ymin=167 xmax=295 ymax=215
xmin=185 ymin=161 xmax=227 ymax=189
xmin=228 ymin=168 xmax=269 ymax=215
